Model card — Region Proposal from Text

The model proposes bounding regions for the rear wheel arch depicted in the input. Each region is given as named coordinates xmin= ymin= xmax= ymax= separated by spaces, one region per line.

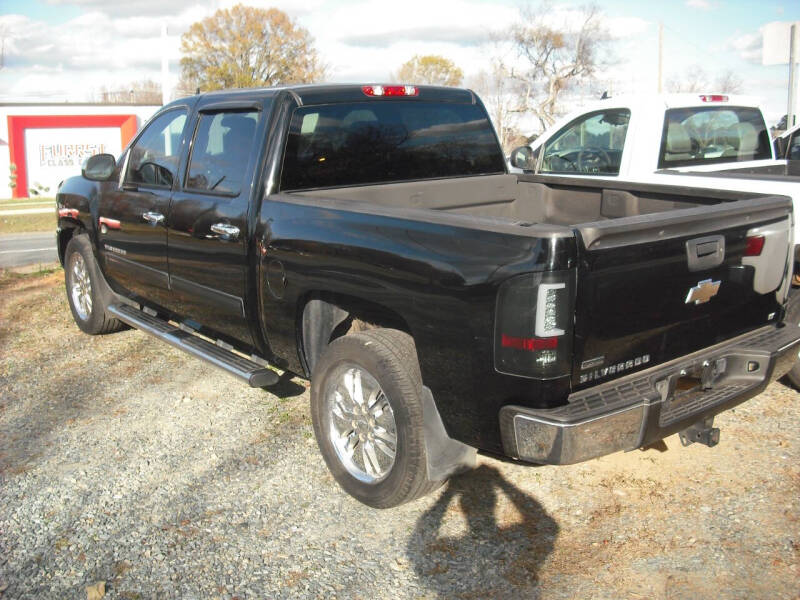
xmin=298 ymin=292 xmax=413 ymax=377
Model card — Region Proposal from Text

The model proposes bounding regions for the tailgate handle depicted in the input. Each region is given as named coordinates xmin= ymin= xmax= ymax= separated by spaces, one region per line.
xmin=686 ymin=235 xmax=725 ymax=272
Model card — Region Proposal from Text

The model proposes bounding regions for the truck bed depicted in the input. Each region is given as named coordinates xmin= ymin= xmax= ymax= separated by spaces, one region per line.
xmin=295 ymin=173 xmax=765 ymax=226
xmin=293 ymin=174 xmax=793 ymax=394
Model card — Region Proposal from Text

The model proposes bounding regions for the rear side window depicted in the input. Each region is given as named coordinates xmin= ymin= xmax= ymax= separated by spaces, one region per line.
xmin=280 ymin=101 xmax=505 ymax=190
xmin=186 ymin=111 xmax=259 ymax=195
xmin=659 ymin=106 xmax=771 ymax=168
xmin=540 ymin=109 xmax=630 ymax=175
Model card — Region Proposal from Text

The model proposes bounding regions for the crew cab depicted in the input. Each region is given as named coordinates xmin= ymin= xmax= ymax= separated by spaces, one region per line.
xmin=56 ymin=85 xmax=800 ymax=508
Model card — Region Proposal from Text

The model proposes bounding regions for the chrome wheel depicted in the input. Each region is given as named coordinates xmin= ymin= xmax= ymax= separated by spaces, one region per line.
xmin=326 ymin=364 xmax=397 ymax=483
xmin=69 ymin=252 xmax=92 ymax=320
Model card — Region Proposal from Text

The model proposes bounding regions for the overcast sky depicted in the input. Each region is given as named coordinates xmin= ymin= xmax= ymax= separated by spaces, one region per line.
xmin=1 ymin=0 xmax=798 ymax=127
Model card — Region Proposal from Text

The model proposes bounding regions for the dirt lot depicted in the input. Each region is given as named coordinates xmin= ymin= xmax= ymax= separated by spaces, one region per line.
xmin=1 ymin=269 xmax=799 ymax=600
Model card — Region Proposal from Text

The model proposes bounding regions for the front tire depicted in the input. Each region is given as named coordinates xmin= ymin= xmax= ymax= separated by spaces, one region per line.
xmin=64 ymin=234 xmax=125 ymax=335
xmin=310 ymin=328 xmax=439 ymax=508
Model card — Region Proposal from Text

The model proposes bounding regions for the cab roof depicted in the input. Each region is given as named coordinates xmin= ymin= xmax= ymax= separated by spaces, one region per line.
xmin=175 ymin=83 xmax=477 ymax=107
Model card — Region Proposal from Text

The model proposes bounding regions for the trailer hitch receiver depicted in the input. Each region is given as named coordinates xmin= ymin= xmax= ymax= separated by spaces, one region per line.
xmin=679 ymin=417 xmax=720 ymax=448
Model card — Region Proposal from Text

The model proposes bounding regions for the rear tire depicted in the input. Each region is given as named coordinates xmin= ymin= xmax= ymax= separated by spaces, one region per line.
xmin=310 ymin=328 xmax=440 ymax=508
xmin=64 ymin=234 xmax=125 ymax=335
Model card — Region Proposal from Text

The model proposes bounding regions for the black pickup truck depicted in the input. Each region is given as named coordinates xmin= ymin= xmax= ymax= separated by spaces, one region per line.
xmin=56 ymin=84 xmax=800 ymax=508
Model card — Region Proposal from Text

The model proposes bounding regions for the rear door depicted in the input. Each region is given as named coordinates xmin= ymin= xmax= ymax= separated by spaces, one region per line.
xmin=571 ymin=196 xmax=792 ymax=389
xmin=166 ymin=104 xmax=264 ymax=347
xmin=99 ymin=108 xmax=189 ymax=307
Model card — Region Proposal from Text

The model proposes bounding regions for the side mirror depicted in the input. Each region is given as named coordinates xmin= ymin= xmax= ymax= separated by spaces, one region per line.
xmin=82 ymin=153 xmax=117 ymax=181
xmin=509 ymin=145 xmax=538 ymax=171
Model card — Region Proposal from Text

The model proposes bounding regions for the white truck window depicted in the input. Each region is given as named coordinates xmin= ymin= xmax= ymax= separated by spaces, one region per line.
xmin=540 ymin=109 xmax=630 ymax=176
xmin=788 ymin=130 xmax=800 ymax=160
xmin=658 ymin=106 xmax=770 ymax=168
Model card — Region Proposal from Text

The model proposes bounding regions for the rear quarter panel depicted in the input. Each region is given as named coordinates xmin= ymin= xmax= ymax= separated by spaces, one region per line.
xmin=256 ymin=193 xmax=577 ymax=453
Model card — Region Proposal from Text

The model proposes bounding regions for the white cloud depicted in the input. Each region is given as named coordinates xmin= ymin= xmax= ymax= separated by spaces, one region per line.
xmin=727 ymin=30 xmax=763 ymax=64
xmin=302 ymin=0 xmax=518 ymax=82
xmin=685 ymin=0 xmax=713 ymax=10
xmin=45 ymin=0 xmax=323 ymax=19
xmin=603 ymin=16 xmax=651 ymax=39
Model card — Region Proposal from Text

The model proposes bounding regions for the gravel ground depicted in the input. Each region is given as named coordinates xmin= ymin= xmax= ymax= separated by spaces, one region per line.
xmin=1 ymin=269 xmax=799 ymax=600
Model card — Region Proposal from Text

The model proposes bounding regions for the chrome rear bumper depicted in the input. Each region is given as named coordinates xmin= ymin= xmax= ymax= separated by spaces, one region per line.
xmin=499 ymin=323 xmax=800 ymax=465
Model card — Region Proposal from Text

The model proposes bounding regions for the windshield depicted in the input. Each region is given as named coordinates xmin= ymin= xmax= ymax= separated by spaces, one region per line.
xmin=280 ymin=101 xmax=506 ymax=190
xmin=658 ymin=106 xmax=771 ymax=169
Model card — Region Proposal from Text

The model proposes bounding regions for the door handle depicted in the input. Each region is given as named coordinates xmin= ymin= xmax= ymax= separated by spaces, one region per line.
xmin=210 ymin=223 xmax=240 ymax=241
xmin=142 ymin=211 xmax=165 ymax=225
xmin=686 ymin=235 xmax=725 ymax=272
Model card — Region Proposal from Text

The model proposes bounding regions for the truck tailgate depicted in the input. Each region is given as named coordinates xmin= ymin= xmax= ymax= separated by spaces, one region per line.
xmin=572 ymin=196 xmax=792 ymax=389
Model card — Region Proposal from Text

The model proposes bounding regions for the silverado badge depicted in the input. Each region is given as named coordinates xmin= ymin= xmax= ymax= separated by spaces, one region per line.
xmin=685 ymin=279 xmax=721 ymax=305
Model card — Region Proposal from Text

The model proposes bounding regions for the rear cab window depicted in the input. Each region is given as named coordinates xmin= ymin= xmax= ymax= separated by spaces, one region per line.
xmin=658 ymin=106 xmax=771 ymax=168
xmin=279 ymin=101 xmax=506 ymax=190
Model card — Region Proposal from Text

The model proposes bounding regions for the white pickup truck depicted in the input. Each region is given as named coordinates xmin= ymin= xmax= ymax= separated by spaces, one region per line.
xmin=512 ymin=93 xmax=798 ymax=230
xmin=509 ymin=93 xmax=800 ymax=382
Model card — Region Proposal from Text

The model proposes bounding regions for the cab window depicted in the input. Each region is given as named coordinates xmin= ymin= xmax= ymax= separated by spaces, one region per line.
xmin=788 ymin=130 xmax=800 ymax=161
xmin=125 ymin=109 xmax=188 ymax=188
xmin=280 ymin=101 xmax=505 ymax=190
xmin=185 ymin=111 xmax=259 ymax=195
xmin=540 ymin=109 xmax=630 ymax=176
xmin=658 ymin=106 xmax=770 ymax=168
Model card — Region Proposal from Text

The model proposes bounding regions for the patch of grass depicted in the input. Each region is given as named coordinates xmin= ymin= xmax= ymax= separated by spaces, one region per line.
xmin=0 ymin=212 xmax=58 ymax=234
xmin=0 ymin=266 xmax=60 ymax=290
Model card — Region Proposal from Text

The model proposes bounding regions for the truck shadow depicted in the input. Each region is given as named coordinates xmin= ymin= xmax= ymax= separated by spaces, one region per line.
xmin=407 ymin=464 xmax=558 ymax=598
xmin=261 ymin=371 xmax=306 ymax=399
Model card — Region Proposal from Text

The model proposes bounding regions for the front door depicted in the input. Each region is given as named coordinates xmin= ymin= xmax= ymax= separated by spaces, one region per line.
xmin=99 ymin=108 xmax=189 ymax=307
xmin=167 ymin=107 xmax=261 ymax=346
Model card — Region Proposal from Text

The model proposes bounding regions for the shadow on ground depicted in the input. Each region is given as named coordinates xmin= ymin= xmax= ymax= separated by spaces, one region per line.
xmin=262 ymin=371 xmax=306 ymax=399
xmin=407 ymin=464 xmax=558 ymax=598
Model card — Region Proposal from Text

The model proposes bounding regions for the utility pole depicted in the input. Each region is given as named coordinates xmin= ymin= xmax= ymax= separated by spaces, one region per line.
xmin=789 ymin=24 xmax=798 ymax=129
xmin=161 ymin=22 xmax=169 ymax=106
xmin=657 ymin=22 xmax=663 ymax=94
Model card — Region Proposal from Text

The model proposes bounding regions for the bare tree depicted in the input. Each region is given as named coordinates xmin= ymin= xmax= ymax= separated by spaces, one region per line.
xmin=470 ymin=61 xmax=526 ymax=152
xmin=714 ymin=69 xmax=743 ymax=94
xmin=95 ymin=80 xmax=162 ymax=104
xmin=506 ymin=2 xmax=611 ymax=130
xmin=174 ymin=76 xmax=201 ymax=99
xmin=667 ymin=66 xmax=744 ymax=94
xmin=667 ymin=65 xmax=708 ymax=93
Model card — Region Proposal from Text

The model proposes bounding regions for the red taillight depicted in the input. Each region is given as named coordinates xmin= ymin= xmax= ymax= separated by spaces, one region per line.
xmin=744 ymin=235 xmax=765 ymax=256
xmin=501 ymin=334 xmax=558 ymax=351
xmin=699 ymin=94 xmax=728 ymax=102
xmin=362 ymin=85 xmax=418 ymax=97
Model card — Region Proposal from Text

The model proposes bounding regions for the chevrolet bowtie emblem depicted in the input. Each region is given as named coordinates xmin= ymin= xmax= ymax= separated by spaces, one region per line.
xmin=685 ymin=279 xmax=721 ymax=305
